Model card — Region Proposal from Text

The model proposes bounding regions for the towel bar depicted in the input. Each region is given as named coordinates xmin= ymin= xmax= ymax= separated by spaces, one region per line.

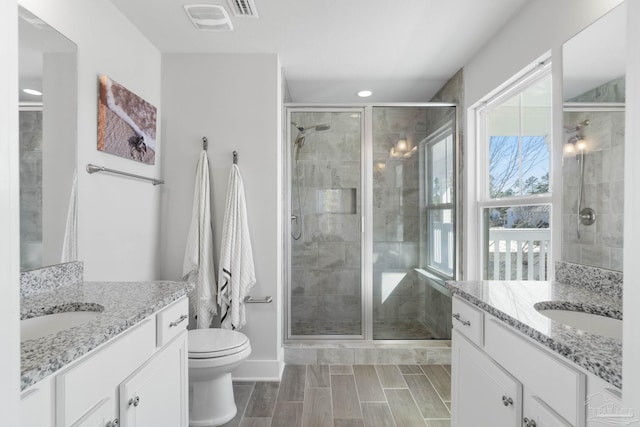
xmin=244 ymin=296 xmax=272 ymax=303
xmin=86 ymin=163 xmax=164 ymax=185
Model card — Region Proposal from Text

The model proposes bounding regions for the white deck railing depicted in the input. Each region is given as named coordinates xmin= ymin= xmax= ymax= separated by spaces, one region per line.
xmin=432 ymin=222 xmax=454 ymax=276
xmin=488 ymin=228 xmax=551 ymax=280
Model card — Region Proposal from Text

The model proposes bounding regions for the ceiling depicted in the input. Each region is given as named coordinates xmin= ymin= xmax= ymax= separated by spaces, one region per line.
xmin=109 ymin=0 xmax=530 ymax=103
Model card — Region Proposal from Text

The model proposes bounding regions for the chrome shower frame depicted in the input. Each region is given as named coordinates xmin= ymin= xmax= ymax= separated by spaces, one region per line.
xmin=283 ymin=103 xmax=460 ymax=344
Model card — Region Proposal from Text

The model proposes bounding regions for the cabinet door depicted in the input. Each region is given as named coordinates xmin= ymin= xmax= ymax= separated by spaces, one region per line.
xmin=452 ymin=329 xmax=522 ymax=427
xmin=71 ymin=397 xmax=118 ymax=427
xmin=523 ymin=392 xmax=572 ymax=427
xmin=119 ymin=332 xmax=188 ymax=427
xmin=21 ymin=376 xmax=54 ymax=427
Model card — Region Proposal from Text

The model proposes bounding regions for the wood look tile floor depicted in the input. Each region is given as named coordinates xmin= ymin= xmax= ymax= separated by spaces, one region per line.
xmin=221 ymin=364 xmax=451 ymax=427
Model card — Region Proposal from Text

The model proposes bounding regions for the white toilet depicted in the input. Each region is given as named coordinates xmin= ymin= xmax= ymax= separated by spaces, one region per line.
xmin=188 ymin=328 xmax=251 ymax=427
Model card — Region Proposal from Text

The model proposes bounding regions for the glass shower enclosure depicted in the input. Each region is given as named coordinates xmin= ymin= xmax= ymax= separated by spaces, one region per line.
xmin=286 ymin=105 xmax=457 ymax=341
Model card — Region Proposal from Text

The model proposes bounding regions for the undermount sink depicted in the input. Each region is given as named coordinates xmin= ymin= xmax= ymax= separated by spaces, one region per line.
xmin=21 ymin=307 xmax=103 ymax=342
xmin=535 ymin=306 xmax=622 ymax=340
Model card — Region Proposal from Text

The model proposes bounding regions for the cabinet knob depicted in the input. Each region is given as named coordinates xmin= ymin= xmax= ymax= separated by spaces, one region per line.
xmin=501 ymin=395 xmax=513 ymax=406
xmin=452 ymin=313 xmax=471 ymax=326
xmin=128 ymin=395 xmax=141 ymax=407
xmin=524 ymin=417 xmax=537 ymax=427
xmin=106 ymin=418 xmax=119 ymax=427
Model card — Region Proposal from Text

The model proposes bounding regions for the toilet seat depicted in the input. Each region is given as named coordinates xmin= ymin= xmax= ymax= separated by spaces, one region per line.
xmin=188 ymin=328 xmax=250 ymax=359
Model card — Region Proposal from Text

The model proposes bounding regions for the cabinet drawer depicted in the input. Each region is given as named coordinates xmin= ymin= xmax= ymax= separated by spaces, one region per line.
xmin=484 ymin=317 xmax=585 ymax=426
xmin=157 ymin=297 xmax=189 ymax=348
xmin=56 ymin=318 xmax=155 ymax=426
xmin=452 ymin=296 xmax=484 ymax=346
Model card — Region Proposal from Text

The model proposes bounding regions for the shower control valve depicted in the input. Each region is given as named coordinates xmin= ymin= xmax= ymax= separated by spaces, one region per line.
xmin=579 ymin=207 xmax=596 ymax=226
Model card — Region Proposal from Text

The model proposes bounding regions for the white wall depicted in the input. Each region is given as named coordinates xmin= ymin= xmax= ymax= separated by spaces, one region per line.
xmin=161 ymin=53 xmax=283 ymax=379
xmin=0 ymin=0 xmax=21 ymax=422
xmin=464 ymin=0 xmax=623 ymax=107
xmin=623 ymin=0 xmax=640 ymax=414
xmin=19 ymin=0 xmax=162 ymax=281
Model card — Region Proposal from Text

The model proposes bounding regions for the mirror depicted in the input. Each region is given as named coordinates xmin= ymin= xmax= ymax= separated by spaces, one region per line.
xmin=561 ymin=3 xmax=626 ymax=271
xmin=19 ymin=7 xmax=78 ymax=271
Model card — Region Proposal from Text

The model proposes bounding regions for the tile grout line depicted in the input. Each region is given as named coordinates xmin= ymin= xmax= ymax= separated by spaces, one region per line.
xmin=420 ymin=365 xmax=450 ymax=414
xmin=372 ymin=365 xmax=398 ymax=427
xmin=401 ymin=371 xmax=433 ymax=426
xmin=238 ymin=382 xmax=256 ymax=425
xmin=350 ymin=367 xmax=365 ymax=421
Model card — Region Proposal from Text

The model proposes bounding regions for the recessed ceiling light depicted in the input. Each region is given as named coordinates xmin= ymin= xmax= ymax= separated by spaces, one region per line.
xmin=23 ymin=88 xmax=42 ymax=96
xmin=357 ymin=90 xmax=372 ymax=98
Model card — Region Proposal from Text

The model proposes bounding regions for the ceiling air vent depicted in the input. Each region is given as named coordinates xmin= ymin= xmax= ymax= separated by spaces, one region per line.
xmin=227 ymin=0 xmax=259 ymax=18
xmin=184 ymin=5 xmax=234 ymax=31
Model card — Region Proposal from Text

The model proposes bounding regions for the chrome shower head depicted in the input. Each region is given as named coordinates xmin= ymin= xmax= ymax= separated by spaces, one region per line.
xmin=311 ymin=124 xmax=330 ymax=132
xmin=291 ymin=122 xmax=331 ymax=137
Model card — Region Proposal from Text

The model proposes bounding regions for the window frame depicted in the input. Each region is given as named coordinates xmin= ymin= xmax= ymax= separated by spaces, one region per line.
xmin=421 ymin=121 xmax=456 ymax=280
xmin=474 ymin=59 xmax=554 ymax=280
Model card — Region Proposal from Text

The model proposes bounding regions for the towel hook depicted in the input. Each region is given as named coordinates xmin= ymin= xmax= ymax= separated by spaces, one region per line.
xmin=233 ymin=151 xmax=238 ymax=164
xmin=203 ymin=137 xmax=208 ymax=151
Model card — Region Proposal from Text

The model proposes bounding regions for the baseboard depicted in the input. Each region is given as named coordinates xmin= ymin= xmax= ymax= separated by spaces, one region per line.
xmin=231 ymin=357 xmax=285 ymax=382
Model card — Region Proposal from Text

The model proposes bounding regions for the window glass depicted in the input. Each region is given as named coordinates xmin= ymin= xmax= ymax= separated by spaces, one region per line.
xmin=483 ymin=204 xmax=550 ymax=280
xmin=486 ymin=75 xmax=551 ymax=198
xmin=428 ymin=208 xmax=454 ymax=277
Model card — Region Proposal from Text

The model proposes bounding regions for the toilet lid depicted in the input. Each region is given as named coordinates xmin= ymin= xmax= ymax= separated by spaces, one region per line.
xmin=188 ymin=328 xmax=250 ymax=358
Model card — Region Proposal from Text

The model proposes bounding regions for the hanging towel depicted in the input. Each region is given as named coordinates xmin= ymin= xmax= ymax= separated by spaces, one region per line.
xmin=61 ymin=169 xmax=78 ymax=263
xmin=218 ymin=164 xmax=256 ymax=330
xmin=182 ymin=150 xmax=217 ymax=329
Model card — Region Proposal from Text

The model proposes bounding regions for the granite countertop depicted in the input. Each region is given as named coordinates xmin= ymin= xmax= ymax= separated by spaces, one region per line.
xmin=445 ymin=280 xmax=622 ymax=389
xmin=20 ymin=280 xmax=190 ymax=391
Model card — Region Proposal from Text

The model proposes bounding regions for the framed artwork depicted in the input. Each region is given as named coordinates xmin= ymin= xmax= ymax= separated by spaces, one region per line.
xmin=97 ymin=75 xmax=157 ymax=165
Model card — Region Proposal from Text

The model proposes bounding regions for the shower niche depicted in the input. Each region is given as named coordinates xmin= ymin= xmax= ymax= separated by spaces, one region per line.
xmin=286 ymin=105 xmax=457 ymax=341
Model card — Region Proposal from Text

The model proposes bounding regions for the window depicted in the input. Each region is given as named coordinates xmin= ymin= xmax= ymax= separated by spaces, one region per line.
xmin=421 ymin=122 xmax=455 ymax=279
xmin=476 ymin=61 xmax=553 ymax=280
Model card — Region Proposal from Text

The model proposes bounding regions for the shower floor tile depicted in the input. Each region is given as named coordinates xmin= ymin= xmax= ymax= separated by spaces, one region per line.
xmin=221 ymin=364 xmax=451 ymax=427
xmin=291 ymin=320 xmax=439 ymax=340
xmin=372 ymin=320 xmax=437 ymax=340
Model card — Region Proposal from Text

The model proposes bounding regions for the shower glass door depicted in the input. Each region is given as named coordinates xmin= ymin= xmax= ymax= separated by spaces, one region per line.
xmin=286 ymin=105 xmax=456 ymax=341
xmin=371 ymin=106 xmax=456 ymax=340
xmin=288 ymin=109 xmax=364 ymax=338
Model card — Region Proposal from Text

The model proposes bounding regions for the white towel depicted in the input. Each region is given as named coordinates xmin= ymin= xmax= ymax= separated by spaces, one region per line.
xmin=61 ymin=170 xmax=78 ymax=263
xmin=218 ymin=164 xmax=256 ymax=330
xmin=182 ymin=150 xmax=217 ymax=329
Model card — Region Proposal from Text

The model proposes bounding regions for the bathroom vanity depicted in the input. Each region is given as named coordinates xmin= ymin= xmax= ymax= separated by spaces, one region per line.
xmin=20 ymin=266 xmax=190 ymax=427
xmin=446 ymin=277 xmax=623 ymax=427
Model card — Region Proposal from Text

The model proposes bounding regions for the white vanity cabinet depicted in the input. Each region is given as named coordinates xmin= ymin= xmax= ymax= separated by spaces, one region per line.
xmin=451 ymin=296 xmax=587 ymax=427
xmin=70 ymin=398 xmax=117 ymax=427
xmin=21 ymin=375 xmax=55 ymax=427
xmin=452 ymin=329 xmax=522 ymax=426
xmin=119 ymin=331 xmax=188 ymax=427
xmin=21 ymin=296 xmax=189 ymax=427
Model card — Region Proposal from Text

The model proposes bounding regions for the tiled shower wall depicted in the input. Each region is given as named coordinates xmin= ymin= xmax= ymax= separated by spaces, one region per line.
xmin=372 ymin=106 xmax=455 ymax=339
xmin=291 ymin=111 xmax=362 ymax=335
xmin=20 ymin=110 xmax=43 ymax=270
xmin=372 ymin=107 xmax=426 ymax=337
xmin=562 ymin=110 xmax=624 ymax=271
xmin=562 ymin=78 xmax=625 ymax=271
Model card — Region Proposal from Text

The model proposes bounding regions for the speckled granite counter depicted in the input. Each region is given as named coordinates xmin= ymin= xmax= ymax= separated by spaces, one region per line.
xmin=20 ymin=280 xmax=190 ymax=391
xmin=445 ymin=279 xmax=622 ymax=389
